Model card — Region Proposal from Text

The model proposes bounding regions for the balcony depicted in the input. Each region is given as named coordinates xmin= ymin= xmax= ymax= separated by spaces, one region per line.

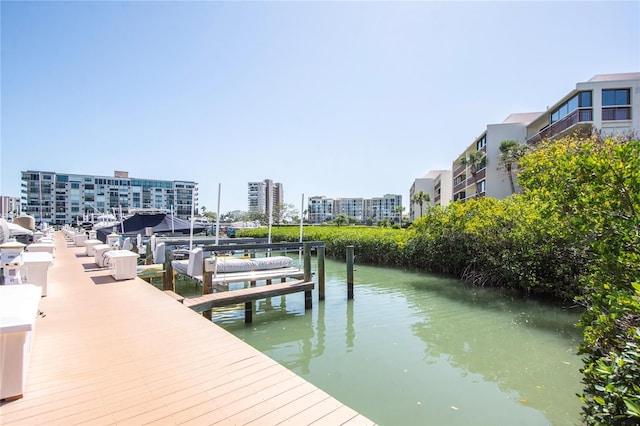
xmin=453 ymin=181 xmax=467 ymax=193
xmin=471 ymin=169 xmax=486 ymax=183
xmin=453 ymin=164 xmax=466 ymax=176
xmin=527 ymin=108 xmax=593 ymax=145
xmin=602 ymin=106 xmax=631 ymax=121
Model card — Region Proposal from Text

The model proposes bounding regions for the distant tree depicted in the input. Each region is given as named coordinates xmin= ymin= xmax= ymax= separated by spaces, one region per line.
xmin=377 ymin=218 xmax=391 ymax=228
xmin=333 ymin=213 xmax=348 ymax=226
xmin=221 ymin=211 xmax=241 ymax=222
xmin=246 ymin=212 xmax=269 ymax=225
xmin=273 ymin=203 xmax=299 ymax=224
xmin=459 ymin=150 xmax=486 ymax=198
xmin=498 ymin=140 xmax=528 ymax=194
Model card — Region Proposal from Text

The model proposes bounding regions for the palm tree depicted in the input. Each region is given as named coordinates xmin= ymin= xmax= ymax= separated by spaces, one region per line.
xmin=411 ymin=191 xmax=430 ymax=218
xmin=499 ymin=140 xmax=527 ymax=194
xmin=393 ymin=205 xmax=405 ymax=227
xmin=459 ymin=150 xmax=486 ymax=198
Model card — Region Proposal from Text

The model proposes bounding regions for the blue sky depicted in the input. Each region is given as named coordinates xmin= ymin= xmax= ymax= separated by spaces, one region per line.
xmin=2 ymin=1 xmax=639 ymax=214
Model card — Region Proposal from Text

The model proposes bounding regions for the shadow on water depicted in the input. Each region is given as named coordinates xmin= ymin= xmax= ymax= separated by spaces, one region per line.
xmin=404 ymin=274 xmax=583 ymax=338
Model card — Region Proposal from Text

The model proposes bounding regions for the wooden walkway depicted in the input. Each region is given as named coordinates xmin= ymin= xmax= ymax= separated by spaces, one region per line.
xmin=0 ymin=231 xmax=375 ymax=425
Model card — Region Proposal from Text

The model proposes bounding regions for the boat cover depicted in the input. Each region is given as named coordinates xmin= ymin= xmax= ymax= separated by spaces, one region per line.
xmin=171 ymin=255 xmax=294 ymax=277
xmin=214 ymin=256 xmax=293 ymax=273
xmin=95 ymin=213 xmax=205 ymax=243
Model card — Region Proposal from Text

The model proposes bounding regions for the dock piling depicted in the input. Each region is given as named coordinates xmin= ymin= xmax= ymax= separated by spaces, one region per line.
xmin=346 ymin=245 xmax=354 ymax=299
xmin=318 ymin=246 xmax=325 ymax=300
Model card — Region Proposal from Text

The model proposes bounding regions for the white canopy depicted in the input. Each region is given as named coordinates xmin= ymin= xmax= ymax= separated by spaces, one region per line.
xmin=7 ymin=222 xmax=33 ymax=237
xmin=0 ymin=219 xmax=9 ymax=244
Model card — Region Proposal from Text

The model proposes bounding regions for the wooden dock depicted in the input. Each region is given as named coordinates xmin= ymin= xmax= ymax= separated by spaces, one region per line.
xmin=0 ymin=231 xmax=375 ymax=425
xmin=183 ymin=279 xmax=314 ymax=323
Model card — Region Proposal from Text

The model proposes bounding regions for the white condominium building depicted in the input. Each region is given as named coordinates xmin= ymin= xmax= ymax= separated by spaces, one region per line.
xmin=451 ymin=72 xmax=640 ymax=203
xmin=21 ymin=170 xmax=197 ymax=226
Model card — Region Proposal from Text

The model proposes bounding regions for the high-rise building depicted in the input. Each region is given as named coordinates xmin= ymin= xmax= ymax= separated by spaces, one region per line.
xmin=307 ymin=194 xmax=402 ymax=224
xmin=247 ymin=179 xmax=283 ymax=216
xmin=21 ymin=170 xmax=197 ymax=225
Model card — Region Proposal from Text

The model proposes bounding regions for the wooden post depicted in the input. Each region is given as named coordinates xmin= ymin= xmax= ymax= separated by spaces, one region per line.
xmin=318 ymin=246 xmax=325 ymax=300
xmin=203 ymin=268 xmax=213 ymax=321
xmin=245 ymin=301 xmax=253 ymax=323
xmin=303 ymin=242 xmax=311 ymax=283
xmin=346 ymin=245 xmax=354 ymax=299
xmin=303 ymin=242 xmax=313 ymax=309
xmin=145 ymin=242 xmax=153 ymax=265
xmin=163 ymin=249 xmax=174 ymax=291
xmin=305 ymin=289 xmax=312 ymax=309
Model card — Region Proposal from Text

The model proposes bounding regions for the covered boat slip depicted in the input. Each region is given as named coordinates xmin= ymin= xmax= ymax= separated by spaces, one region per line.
xmin=0 ymin=231 xmax=374 ymax=425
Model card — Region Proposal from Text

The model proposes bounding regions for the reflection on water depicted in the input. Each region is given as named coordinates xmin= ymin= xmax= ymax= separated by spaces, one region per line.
xmin=214 ymin=258 xmax=584 ymax=426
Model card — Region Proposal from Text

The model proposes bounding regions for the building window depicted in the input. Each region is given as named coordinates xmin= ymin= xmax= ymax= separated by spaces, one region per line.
xmin=453 ymin=191 xmax=466 ymax=202
xmin=550 ymin=91 xmax=592 ymax=124
xmin=478 ymin=180 xmax=486 ymax=193
xmin=477 ymin=157 xmax=487 ymax=171
xmin=602 ymin=89 xmax=630 ymax=106
xmin=476 ymin=135 xmax=486 ymax=150
xmin=602 ymin=88 xmax=631 ymax=121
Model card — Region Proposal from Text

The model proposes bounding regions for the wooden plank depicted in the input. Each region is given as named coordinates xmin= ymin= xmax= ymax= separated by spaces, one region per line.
xmin=183 ymin=280 xmax=314 ymax=312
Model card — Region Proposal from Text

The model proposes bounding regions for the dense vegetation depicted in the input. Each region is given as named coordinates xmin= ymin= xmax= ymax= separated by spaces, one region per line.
xmin=519 ymin=134 xmax=640 ymax=424
xmin=238 ymin=133 xmax=639 ymax=424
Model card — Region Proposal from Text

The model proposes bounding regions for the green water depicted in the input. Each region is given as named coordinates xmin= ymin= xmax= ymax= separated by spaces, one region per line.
xmin=201 ymin=258 xmax=584 ymax=425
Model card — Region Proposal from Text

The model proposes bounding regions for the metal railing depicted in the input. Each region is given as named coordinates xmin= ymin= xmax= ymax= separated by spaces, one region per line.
xmin=527 ymin=108 xmax=592 ymax=145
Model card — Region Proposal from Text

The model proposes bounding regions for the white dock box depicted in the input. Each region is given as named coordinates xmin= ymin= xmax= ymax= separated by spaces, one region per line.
xmin=73 ymin=233 xmax=87 ymax=247
xmin=106 ymin=250 xmax=139 ymax=280
xmin=1 ymin=240 xmax=26 ymax=267
xmin=0 ymin=284 xmax=42 ymax=400
xmin=93 ymin=244 xmax=111 ymax=267
xmin=18 ymin=252 xmax=54 ymax=297
xmin=26 ymin=242 xmax=55 ymax=256
xmin=84 ymin=239 xmax=103 ymax=257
